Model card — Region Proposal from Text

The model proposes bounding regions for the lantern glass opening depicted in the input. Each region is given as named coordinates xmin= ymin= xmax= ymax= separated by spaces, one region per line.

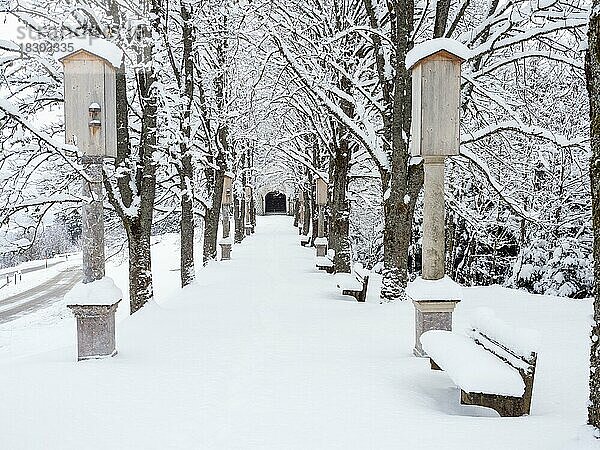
xmin=89 ymin=103 xmax=101 ymax=128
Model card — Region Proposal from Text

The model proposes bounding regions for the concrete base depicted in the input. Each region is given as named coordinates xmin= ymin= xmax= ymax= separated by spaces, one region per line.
xmin=316 ymin=243 xmax=327 ymax=257
xmin=220 ymin=243 xmax=232 ymax=260
xmin=413 ymin=299 xmax=459 ymax=357
xmin=67 ymin=300 xmax=120 ymax=361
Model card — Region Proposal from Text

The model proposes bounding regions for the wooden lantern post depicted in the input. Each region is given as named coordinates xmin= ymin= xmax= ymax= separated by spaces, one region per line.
xmin=220 ymin=173 xmax=233 ymax=260
xmin=60 ymin=40 xmax=122 ymax=361
xmin=222 ymin=173 xmax=233 ymax=238
xmin=315 ymin=177 xmax=328 ymax=257
xmin=406 ymin=39 xmax=469 ymax=357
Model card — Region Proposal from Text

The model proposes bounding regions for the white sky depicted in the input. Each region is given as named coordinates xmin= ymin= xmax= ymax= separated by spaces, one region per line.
xmin=0 ymin=13 xmax=34 ymax=43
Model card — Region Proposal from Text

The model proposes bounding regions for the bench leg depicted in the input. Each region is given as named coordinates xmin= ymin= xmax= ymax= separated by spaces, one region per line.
xmin=460 ymin=390 xmax=528 ymax=417
xmin=430 ymin=358 xmax=442 ymax=371
xmin=342 ymin=290 xmax=361 ymax=301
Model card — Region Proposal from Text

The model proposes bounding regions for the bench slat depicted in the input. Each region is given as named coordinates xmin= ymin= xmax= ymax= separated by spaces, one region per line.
xmin=468 ymin=330 xmax=535 ymax=374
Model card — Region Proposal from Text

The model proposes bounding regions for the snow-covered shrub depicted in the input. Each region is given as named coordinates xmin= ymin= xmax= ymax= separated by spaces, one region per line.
xmin=513 ymin=237 xmax=593 ymax=298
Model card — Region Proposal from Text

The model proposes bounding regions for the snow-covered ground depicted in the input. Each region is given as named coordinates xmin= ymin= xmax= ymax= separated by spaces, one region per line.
xmin=0 ymin=216 xmax=597 ymax=449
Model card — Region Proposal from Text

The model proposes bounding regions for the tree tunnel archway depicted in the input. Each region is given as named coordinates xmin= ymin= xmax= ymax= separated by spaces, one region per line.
xmin=264 ymin=192 xmax=287 ymax=214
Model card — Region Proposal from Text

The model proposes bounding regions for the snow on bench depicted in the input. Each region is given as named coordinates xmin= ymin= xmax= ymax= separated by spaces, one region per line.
xmin=421 ymin=331 xmax=525 ymax=397
xmin=334 ymin=264 xmax=370 ymax=302
xmin=335 ymin=273 xmax=362 ymax=291
xmin=420 ymin=308 xmax=539 ymax=417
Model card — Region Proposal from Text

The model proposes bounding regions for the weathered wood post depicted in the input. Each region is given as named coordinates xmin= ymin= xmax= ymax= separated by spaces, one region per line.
xmin=315 ymin=177 xmax=328 ymax=257
xmin=220 ymin=173 xmax=233 ymax=260
xmin=244 ymin=186 xmax=253 ymax=236
xmin=60 ymin=41 xmax=123 ymax=361
xmin=405 ymin=39 xmax=469 ymax=357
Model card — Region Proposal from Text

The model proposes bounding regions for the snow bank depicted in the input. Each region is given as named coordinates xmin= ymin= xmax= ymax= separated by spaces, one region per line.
xmin=406 ymin=38 xmax=471 ymax=69
xmin=468 ymin=307 xmax=540 ymax=357
xmin=406 ymin=275 xmax=463 ymax=301
xmin=64 ymin=277 xmax=122 ymax=306
xmin=421 ymin=330 xmax=525 ymax=396
xmin=57 ymin=37 xmax=123 ymax=68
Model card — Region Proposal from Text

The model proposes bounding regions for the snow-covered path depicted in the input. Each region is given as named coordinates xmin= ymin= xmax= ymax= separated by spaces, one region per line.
xmin=0 ymin=216 xmax=595 ymax=449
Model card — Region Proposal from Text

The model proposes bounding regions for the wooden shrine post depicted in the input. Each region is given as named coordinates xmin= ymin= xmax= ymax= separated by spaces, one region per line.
xmin=406 ymin=39 xmax=468 ymax=356
xmin=315 ymin=178 xmax=328 ymax=257
xmin=60 ymin=41 xmax=122 ymax=361
xmin=220 ymin=173 xmax=233 ymax=260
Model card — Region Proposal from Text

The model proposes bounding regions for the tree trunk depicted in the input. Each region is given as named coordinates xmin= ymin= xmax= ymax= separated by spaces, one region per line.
xmin=128 ymin=39 xmax=158 ymax=312
xmin=203 ymin=158 xmax=225 ymax=264
xmin=293 ymin=197 xmax=300 ymax=228
xmin=586 ymin=2 xmax=600 ymax=428
xmin=250 ymin=193 xmax=256 ymax=231
xmin=329 ymin=74 xmax=354 ymax=273
xmin=179 ymin=1 xmax=195 ymax=287
xmin=127 ymin=221 xmax=153 ymax=313
xmin=363 ymin=0 xmax=419 ymax=301
xmin=234 ymin=192 xmax=245 ymax=243
xmin=381 ymin=161 xmax=423 ymax=300
xmin=204 ymin=12 xmax=229 ymax=264
xmin=180 ymin=154 xmax=195 ymax=284
xmin=302 ymin=188 xmax=311 ymax=235
xmin=329 ymin=137 xmax=352 ymax=273
xmin=102 ymin=0 xmax=160 ymax=314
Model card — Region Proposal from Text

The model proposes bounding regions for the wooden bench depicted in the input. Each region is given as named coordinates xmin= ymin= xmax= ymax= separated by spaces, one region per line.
xmin=335 ymin=264 xmax=370 ymax=302
xmin=420 ymin=310 xmax=538 ymax=417
xmin=299 ymin=234 xmax=310 ymax=247
xmin=315 ymin=250 xmax=335 ymax=273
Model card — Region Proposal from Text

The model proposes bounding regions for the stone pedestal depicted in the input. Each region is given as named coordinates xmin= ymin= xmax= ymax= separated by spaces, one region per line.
xmin=67 ymin=300 xmax=120 ymax=361
xmin=412 ymin=300 xmax=459 ymax=357
xmin=314 ymin=237 xmax=328 ymax=257
xmin=220 ymin=242 xmax=232 ymax=260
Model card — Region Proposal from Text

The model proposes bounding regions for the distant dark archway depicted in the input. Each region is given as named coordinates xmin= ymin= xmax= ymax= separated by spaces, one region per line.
xmin=265 ymin=192 xmax=287 ymax=214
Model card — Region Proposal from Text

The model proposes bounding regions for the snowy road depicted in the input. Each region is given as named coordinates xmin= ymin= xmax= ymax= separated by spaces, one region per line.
xmin=0 ymin=266 xmax=80 ymax=324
